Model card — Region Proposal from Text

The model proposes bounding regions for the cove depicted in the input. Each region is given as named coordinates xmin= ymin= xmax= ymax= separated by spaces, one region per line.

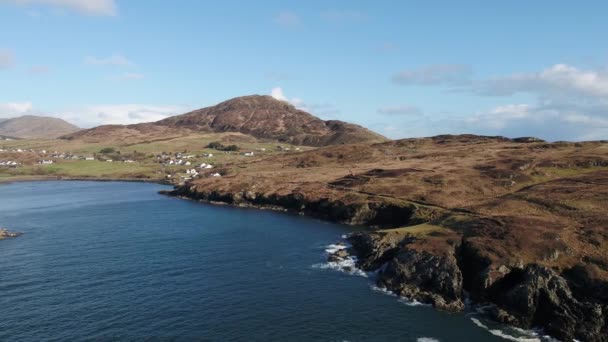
xmin=0 ymin=181 xmax=536 ymax=341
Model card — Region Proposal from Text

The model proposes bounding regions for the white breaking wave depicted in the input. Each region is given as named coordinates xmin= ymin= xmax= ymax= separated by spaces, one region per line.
xmin=470 ymin=317 xmax=541 ymax=342
xmin=324 ymin=243 xmax=347 ymax=254
xmin=313 ymin=243 xmax=368 ymax=277
xmin=417 ymin=338 xmax=440 ymax=342
xmin=370 ymin=285 xmax=431 ymax=307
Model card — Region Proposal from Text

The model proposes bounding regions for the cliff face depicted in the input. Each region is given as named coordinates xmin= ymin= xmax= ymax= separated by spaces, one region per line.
xmin=63 ymin=95 xmax=387 ymax=146
xmin=166 ymin=135 xmax=608 ymax=342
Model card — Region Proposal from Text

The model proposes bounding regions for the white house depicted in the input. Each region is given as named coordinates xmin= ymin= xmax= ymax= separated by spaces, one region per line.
xmin=211 ymin=172 xmax=221 ymax=177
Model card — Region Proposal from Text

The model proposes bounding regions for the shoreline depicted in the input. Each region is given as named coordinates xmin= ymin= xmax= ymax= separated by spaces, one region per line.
xmin=1 ymin=177 xmax=605 ymax=341
xmin=164 ymin=184 xmax=608 ymax=342
xmin=0 ymin=175 xmax=173 ymax=186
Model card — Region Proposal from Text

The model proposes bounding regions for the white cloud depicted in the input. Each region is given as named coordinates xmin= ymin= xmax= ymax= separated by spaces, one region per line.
xmin=477 ymin=63 xmax=608 ymax=99
xmin=392 ymin=64 xmax=472 ymax=86
xmin=84 ymin=54 xmax=132 ymax=67
xmin=460 ymin=102 xmax=608 ymax=141
xmin=62 ymin=104 xmax=188 ymax=127
xmin=270 ymin=87 xmax=305 ymax=107
xmin=275 ymin=11 xmax=301 ymax=27
xmin=0 ymin=102 xmax=34 ymax=116
xmin=270 ymin=87 xmax=288 ymax=101
xmin=0 ymin=102 xmax=189 ymax=127
xmin=269 ymin=87 xmax=340 ymax=119
xmin=0 ymin=49 xmax=15 ymax=69
xmin=377 ymin=105 xmax=422 ymax=116
xmin=0 ymin=0 xmax=117 ymax=16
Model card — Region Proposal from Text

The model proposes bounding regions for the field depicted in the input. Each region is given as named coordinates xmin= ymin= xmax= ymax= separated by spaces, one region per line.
xmin=0 ymin=132 xmax=310 ymax=183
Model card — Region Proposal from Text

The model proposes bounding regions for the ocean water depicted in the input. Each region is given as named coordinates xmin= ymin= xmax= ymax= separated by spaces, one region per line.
xmin=0 ymin=181 xmax=545 ymax=341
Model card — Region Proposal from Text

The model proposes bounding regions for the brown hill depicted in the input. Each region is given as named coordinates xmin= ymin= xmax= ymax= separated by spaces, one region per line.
xmin=0 ymin=115 xmax=80 ymax=139
xmin=63 ymin=95 xmax=386 ymax=146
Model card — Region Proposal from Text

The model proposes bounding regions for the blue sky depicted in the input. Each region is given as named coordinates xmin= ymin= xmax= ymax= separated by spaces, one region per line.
xmin=1 ymin=0 xmax=607 ymax=141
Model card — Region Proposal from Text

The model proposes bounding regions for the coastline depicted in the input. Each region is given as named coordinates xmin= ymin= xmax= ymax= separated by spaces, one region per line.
xmin=164 ymin=183 xmax=608 ymax=342
xmin=0 ymin=175 xmax=172 ymax=186
xmin=1 ymin=176 xmax=605 ymax=341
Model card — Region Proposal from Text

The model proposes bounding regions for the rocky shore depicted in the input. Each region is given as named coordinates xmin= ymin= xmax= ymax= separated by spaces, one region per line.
xmin=165 ymin=136 xmax=608 ymax=342
xmin=167 ymin=182 xmax=608 ymax=342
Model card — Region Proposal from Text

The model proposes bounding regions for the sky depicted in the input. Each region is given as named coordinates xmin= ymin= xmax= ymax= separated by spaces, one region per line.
xmin=1 ymin=0 xmax=607 ymax=141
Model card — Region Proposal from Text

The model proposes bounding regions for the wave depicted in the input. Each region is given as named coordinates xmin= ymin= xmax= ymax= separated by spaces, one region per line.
xmin=417 ymin=338 xmax=440 ymax=342
xmin=470 ymin=317 xmax=542 ymax=342
xmin=312 ymin=242 xmax=368 ymax=277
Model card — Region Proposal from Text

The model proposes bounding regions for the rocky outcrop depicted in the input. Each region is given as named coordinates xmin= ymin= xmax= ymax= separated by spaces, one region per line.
xmin=486 ymin=265 xmax=607 ymax=341
xmin=0 ymin=228 xmax=22 ymax=240
xmin=349 ymin=230 xmax=608 ymax=342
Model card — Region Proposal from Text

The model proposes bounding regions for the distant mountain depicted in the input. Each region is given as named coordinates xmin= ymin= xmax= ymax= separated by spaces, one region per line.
xmin=63 ymin=95 xmax=387 ymax=146
xmin=0 ymin=115 xmax=80 ymax=139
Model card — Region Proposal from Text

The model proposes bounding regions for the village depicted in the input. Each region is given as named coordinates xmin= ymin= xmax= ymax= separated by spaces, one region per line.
xmin=0 ymin=141 xmax=305 ymax=184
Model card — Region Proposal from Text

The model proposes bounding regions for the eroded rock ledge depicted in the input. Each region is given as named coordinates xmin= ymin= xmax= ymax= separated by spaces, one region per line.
xmin=166 ymin=184 xmax=608 ymax=342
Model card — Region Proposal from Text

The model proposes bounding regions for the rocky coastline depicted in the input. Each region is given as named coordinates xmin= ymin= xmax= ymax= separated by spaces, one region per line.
xmin=166 ymin=184 xmax=608 ymax=342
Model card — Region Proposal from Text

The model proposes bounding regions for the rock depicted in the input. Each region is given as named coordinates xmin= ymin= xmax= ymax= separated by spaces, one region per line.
xmin=377 ymin=246 xmax=465 ymax=312
xmin=487 ymin=265 xmax=607 ymax=342
xmin=0 ymin=228 xmax=22 ymax=239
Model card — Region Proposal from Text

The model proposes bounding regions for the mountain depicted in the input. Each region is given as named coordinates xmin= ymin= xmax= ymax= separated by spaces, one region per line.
xmin=63 ymin=95 xmax=387 ymax=146
xmin=0 ymin=115 xmax=80 ymax=139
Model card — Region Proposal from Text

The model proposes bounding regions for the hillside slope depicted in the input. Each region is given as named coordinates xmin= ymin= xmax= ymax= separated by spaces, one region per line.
xmin=63 ymin=95 xmax=387 ymax=146
xmin=0 ymin=115 xmax=80 ymax=139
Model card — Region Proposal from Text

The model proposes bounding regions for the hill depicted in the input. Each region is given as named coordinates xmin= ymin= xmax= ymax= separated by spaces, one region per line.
xmin=169 ymin=134 xmax=608 ymax=342
xmin=63 ymin=95 xmax=387 ymax=146
xmin=0 ymin=115 xmax=80 ymax=139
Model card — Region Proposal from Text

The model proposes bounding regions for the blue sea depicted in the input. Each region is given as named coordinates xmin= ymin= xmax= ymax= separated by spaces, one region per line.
xmin=0 ymin=181 xmax=546 ymax=341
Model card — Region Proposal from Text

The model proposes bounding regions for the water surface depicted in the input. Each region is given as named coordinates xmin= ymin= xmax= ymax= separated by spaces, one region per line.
xmin=0 ymin=181 xmax=537 ymax=341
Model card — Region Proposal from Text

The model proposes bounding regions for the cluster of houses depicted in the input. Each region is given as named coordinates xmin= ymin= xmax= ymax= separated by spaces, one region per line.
xmin=0 ymin=160 xmax=19 ymax=167
xmin=156 ymin=152 xmax=202 ymax=166
xmin=182 ymin=162 xmax=216 ymax=178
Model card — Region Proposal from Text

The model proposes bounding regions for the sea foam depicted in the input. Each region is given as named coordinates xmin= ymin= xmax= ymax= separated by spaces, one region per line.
xmin=470 ymin=317 xmax=542 ymax=342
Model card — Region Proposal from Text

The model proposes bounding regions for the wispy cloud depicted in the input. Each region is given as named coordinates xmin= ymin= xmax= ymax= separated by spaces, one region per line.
xmin=110 ymin=72 xmax=144 ymax=81
xmin=392 ymin=64 xmax=472 ymax=86
xmin=0 ymin=0 xmax=117 ymax=16
xmin=0 ymin=49 xmax=15 ymax=69
xmin=264 ymin=71 xmax=293 ymax=81
xmin=320 ymin=10 xmax=368 ymax=23
xmin=475 ymin=63 xmax=608 ymax=98
xmin=275 ymin=11 xmax=301 ymax=28
xmin=377 ymin=105 xmax=422 ymax=116
xmin=0 ymin=102 xmax=34 ymax=116
xmin=29 ymin=65 xmax=50 ymax=75
xmin=0 ymin=102 xmax=189 ymax=127
xmin=84 ymin=54 xmax=132 ymax=67
xmin=63 ymin=104 xmax=188 ymax=126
